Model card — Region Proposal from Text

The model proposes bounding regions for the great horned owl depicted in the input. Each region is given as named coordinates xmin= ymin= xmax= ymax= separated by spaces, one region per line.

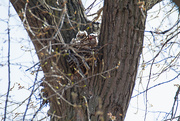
xmin=70 ymin=31 xmax=98 ymax=49
xmin=88 ymin=33 xmax=98 ymax=48
xmin=70 ymin=31 xmax=88 ymax=44
xmin=76 ymin=31 xmax=88 ymax=40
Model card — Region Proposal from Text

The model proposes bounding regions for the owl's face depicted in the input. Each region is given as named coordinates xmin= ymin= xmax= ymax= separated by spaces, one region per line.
xmin=76 ymin=31 xmax=88 ymax=40
xmin=70 ymin=31 xmax=88 ymax=44
xmin=88 ymin=33 xmax=98 ymax=47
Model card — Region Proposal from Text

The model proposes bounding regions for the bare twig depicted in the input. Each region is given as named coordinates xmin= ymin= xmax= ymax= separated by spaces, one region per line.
xmin=4 ymin=1 xmax=11 ymax=120
xmin=23 ymin=66 xmax=40 ymax=120
xmin=83 ymin=96 xmax=91 ymax=121
xmin=170 ymin=86 xmax=180 ymax=119
xmin=144 ymin=31 xmax=180 ymax=121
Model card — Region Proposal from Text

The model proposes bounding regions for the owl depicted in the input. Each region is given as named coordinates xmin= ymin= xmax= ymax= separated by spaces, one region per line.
xmin=70 ymin=31 xmax=98 ymax=49
xmin=70 ymin=31 xmax=88 ymax=45
xmin=79 ymin=33 xmax=98 ymax=49
xmin=76 ymin=31 xmax=88 ymax=40
xmin=88 ymin=33 xmax=98 ymax=48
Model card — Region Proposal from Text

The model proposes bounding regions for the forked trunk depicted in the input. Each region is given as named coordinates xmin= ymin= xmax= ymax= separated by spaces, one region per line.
xmin=10 ymin=0 xmax=160 ymax=121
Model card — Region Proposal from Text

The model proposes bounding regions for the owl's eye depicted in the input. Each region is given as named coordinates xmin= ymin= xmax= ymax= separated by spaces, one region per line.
xmin=80 ymin=35 xmax=86 ymax=39
xmin=89 ymin=35 xmax=95 ymax=40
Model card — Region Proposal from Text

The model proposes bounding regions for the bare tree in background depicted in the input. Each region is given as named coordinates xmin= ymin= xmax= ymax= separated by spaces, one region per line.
xmin=0 ymin=0 xmax=179 ymax=121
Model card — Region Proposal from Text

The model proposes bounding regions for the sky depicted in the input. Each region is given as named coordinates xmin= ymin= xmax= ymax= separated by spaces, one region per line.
xmin=0 ymin=0 xmax=180 ymax=121
xmin=0 ymin=1 xmax=46 ymax=120
xmin=126 ymin=1 xmax=180 ymax=120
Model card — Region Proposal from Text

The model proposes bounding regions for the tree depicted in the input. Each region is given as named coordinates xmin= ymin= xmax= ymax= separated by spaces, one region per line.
xmin=3 ymin=0 xmax=179 ymax=121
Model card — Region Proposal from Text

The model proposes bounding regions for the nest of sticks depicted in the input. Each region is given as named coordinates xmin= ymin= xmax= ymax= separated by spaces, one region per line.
xmin=65 ymin=46 xmax=99 ymax=79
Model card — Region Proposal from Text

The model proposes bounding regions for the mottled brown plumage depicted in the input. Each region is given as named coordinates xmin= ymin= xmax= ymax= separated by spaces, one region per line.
xmin=70 ymin=31 xmax=98 ymax=49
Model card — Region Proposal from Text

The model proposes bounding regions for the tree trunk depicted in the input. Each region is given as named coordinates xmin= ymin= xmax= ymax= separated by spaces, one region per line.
xmin=88 ymin=0 xmax=146 ymax=120
xmin=10 ymin=0 xmax=159 ymax=121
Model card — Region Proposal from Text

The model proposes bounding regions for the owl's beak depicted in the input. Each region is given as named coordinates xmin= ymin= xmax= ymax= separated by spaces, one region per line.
xmin=89 ymin=35 xmax=97 ymax=40
xmin=88 ymin=35 xmax=92 ymax=39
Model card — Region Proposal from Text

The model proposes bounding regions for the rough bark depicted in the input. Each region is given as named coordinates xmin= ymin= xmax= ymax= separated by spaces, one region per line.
xmin=10 ymin=0 xmax=159 ymax=121
xmin=92 ymin=0 xmax=146 ymax=120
